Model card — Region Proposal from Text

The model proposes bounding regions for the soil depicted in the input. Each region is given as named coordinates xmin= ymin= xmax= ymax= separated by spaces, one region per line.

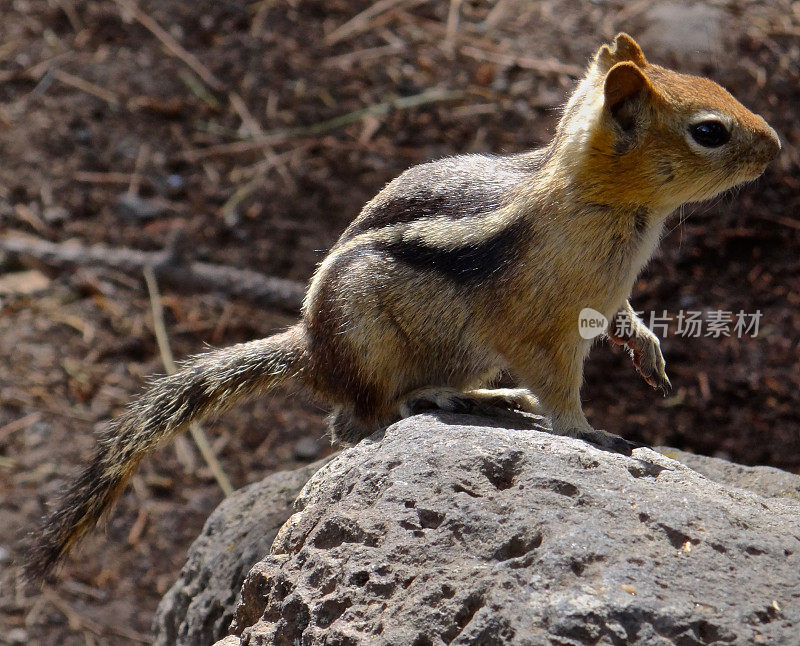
xmin=1 ymin=1 xmax=798 ymax=644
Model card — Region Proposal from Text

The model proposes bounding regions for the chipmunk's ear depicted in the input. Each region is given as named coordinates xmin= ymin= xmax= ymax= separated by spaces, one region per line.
xmin=594 ymin=33 xmax=647 ymax=75
xmin=603 ymin=61 xmax=653 ymax=134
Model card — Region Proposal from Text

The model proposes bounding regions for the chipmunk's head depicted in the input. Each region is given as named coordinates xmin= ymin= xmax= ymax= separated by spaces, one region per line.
xmin=557 ymin=33 xmax=780 ymax=213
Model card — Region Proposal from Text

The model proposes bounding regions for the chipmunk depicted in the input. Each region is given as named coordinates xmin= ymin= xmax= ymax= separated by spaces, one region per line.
xmin=26 ymin=33 xmax=780 ymax=581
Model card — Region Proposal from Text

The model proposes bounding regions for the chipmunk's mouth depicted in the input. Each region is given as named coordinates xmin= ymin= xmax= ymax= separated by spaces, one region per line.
xmin=682 ymin=166 xmax=761 ymax=205
xmin=737 ymin=160 xmax=772 ymax=183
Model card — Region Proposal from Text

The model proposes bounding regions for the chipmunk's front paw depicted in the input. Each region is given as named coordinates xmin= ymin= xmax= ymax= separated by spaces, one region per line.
xmin=574 ymin=428 xmax=643 ymax=455
xmin=631 ymin=333 xmax=671 ymax=395
xmin=553 ymin=419 xmax=642 ymax=455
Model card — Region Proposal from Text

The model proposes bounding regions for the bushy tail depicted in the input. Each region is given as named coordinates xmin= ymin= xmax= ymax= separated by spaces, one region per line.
xmin=25 ymin=325 xmax=307 ymax=582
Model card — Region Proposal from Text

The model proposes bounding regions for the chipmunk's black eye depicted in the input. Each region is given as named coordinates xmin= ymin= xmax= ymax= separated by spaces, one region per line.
xmin=689 ymin=120 xmax=730 ymax=148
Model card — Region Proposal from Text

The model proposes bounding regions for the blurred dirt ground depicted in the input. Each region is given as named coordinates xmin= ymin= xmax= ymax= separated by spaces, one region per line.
xmin=1 ymin=0 xmax=798 ymax=643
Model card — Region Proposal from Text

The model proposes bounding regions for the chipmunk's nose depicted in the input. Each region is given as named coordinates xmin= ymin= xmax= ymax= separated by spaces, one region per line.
xmin=757 ymin=121 xmax=781 ymax=162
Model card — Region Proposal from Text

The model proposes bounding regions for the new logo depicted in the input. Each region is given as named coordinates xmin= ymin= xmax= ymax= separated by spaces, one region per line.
xmin=578 ymin=307 xmax=608 ymax=340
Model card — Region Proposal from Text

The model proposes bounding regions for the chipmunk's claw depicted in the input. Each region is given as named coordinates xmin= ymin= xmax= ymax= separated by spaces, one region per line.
xmin=657 ymin=374 xmax=672 ymax=397
xmin=574 ymin=428 xmax=641 ymax=456
xmin=642 ymin=363 xmax=671 ymax=395
xmin=629 ymin=334 xmax=670 ymax=396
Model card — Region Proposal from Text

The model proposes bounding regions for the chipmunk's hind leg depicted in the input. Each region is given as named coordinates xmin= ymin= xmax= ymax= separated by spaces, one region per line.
xmin=328 ymin=406 xmax=385 ymax=446
xmin=397 ymin=386 xmax=542 ymax=418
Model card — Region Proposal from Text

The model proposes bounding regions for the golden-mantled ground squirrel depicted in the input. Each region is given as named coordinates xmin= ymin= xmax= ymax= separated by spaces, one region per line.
xmin=26 ymin=34 xmax=780 ymax=581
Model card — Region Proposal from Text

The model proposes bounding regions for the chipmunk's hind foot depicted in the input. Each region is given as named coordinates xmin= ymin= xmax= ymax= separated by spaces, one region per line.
xmin=398 ymin=386 xmax=542 ymax=418
xmin=326 ymin=386 xmax=540 ymax=447
xmin=465 ymin=388 xmax=543 ymax=414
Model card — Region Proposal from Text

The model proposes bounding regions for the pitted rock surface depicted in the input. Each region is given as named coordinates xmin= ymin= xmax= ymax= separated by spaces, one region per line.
xmin=153 ymin=457 xmax=332 ymax=646
xmin=173 ymin=413 xmax=799 ymax=645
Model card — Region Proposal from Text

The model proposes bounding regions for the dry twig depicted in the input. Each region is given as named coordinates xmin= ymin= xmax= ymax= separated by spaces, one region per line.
xmin=229 ymin=91 xmax=265 ymax=138
xmin=444 ymin=0 xmax=465 ymax=57
xmin=325 ymin=0 xmax=427 ymax=46
xmin=40 ymin=589 xmax=150 ymax=642
xmin=128 ymin=143 xmax=150 ymax=197
xmin=14 ymin=204 xmax=49 ymax=235
xmin=0 ymin=233 xmax=306 ymax=312
xmin=143 ymin=267 xmax=234 ymax=497
xmin=112 ymin=0 xmax=225 ymax=92
xmin=460 ymin=45 xmax=583 ymax=76
xmin=0 ymin=412 xmax=42 ymax=444
xmin=325 ymin=44 xmax=405 ymax=70
xmin=182 ymin=88 xmax=463 ymax=161
xmin=52 ymin=69 xmax=119 ymax=107
xmin=74 ymin=171 xmax=138 ymax=184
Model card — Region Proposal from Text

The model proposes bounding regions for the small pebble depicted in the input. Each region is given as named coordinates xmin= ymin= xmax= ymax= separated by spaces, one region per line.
xmin=43 ymin=205 xmax=69 ymax=223
xmin=293 ymin=436 xmax=322 ymax=461
xmin=117 ymin=193 xmax=167 ymax=221
xmin=167 ymin=174 xmax=184 ymax=189
xmin=74 ymin=128 xmax=91 ymax=144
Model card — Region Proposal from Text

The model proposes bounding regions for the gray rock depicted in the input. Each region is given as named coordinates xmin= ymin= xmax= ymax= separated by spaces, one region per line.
xmin=656 ymin=447 xmax=800 ymax=500
xmin=220 ymin=413 xmax=800 ymax=645
xmin=293 ymin=435 xmax=324 ymax=462
xmin=152 ymin=457 xmax=333 ymax=646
